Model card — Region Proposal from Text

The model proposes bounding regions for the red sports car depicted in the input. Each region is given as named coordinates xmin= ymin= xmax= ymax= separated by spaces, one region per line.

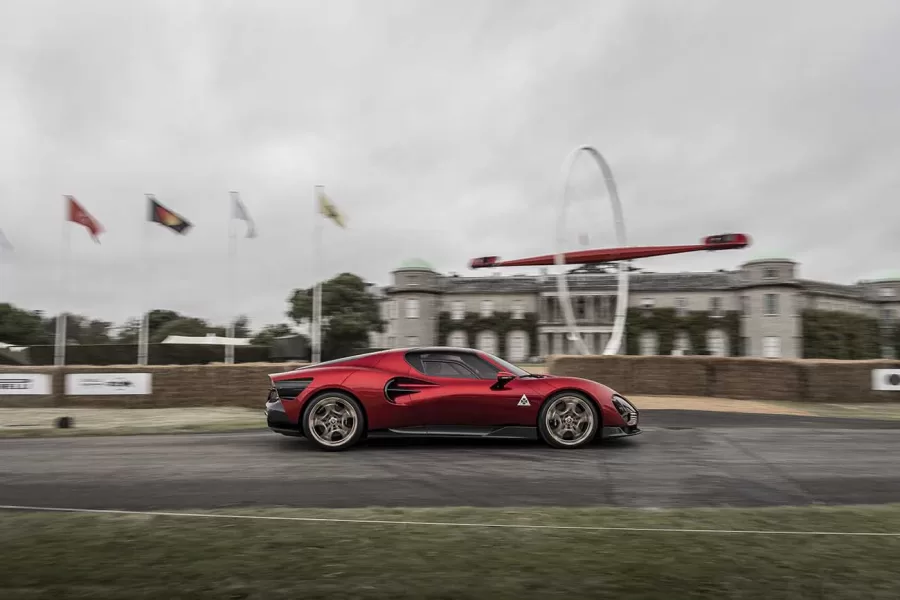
xmin=265 ymin=347 xmax=640 ymax=451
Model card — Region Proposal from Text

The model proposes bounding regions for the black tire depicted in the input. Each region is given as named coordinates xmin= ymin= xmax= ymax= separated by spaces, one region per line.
xmin=537 ymin=391 xmax=600 ymax=449
xmin=301 ymin=391 xmax=366 ymax=451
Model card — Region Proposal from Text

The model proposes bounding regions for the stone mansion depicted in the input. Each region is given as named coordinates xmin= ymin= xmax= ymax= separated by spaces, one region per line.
xmin=368 ymin=258 xmax=900 ymax=362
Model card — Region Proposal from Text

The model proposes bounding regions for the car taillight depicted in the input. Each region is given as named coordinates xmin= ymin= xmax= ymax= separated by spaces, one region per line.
xmin=274 ymin=378 xmax=313 ymax=400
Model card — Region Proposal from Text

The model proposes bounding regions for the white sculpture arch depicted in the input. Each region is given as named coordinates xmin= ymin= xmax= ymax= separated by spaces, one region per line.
xmin=555 ymin=145 xmax=629 ymax=355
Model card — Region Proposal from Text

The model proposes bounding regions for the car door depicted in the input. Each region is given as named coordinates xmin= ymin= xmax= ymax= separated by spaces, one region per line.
xmin=403 ymin=350 xmax=542 ymax=428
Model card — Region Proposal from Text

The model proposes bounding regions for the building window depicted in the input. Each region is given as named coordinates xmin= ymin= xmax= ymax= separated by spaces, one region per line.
xmin=883 ymin=345 xmax=897 ymax=359
xmin=574 ymin=297 xmax=588 ymax=319
xmin=512 ymin=300 xmax=525 ymax=320
xmin=740 ymin=295 xmax=749 ymax=316
xmin=507 ymin=331 xmax=527 ymax=362
xmin=480 ymin=299 xmax=494 ymax=318
xmin=451 ymin=301 xmax=465 ymax=321
xmin=389 ymin=301 xmax=398 ymax=320
xmin=764 ymin=294 xmax=779 ymax=316
xmin=709 ymin=297 xmax=723 ymax=317
xmin=639 ymin=331 xmax=658 ymax=356
xmin=476 ymin=330 xmax=497 ymax=354
xmin=881 ymin=309 xmax=895 ymax=321
xmin=405 ymin=299 xmax=420 ymax=319
xmin=762 ymin=336 xmax=781 ymax=358
xmin=552 ymin=333 xmax=564 ymax=355
xmin=673 ymin=331 xmax=691 ymax=356
xmin=448 ymin=330 xmax=467 ymax=348
xmin=675 ymin=297 xmax=687 ymax=317
xmin=879 ymin=288 xmax=896 ymax=298
xmin=763 ymin=268 xmax=777 ymax=279
xmin=707 ymin=329 xmax=728 ymax=357
xmin=387 ymin=336 xmax=396 ymax=348
xmin=406 ymin=336 xmax=419 ymax=347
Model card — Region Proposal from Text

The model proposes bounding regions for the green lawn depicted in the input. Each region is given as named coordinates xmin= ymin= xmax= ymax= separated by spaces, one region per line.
xmin=2 ymin=504 xmax=899 ymax=599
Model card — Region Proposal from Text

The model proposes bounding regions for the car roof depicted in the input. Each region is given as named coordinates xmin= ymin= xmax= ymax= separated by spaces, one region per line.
xmin=405 ymin=346 xmax=482 ymax=354
xmin=292 ymin=347 xmax=484 ymax=371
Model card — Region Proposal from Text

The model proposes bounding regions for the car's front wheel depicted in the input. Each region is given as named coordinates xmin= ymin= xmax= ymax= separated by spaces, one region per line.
xmin=538 ymin=392 xmax=600 ymax=449
xmin=301 ymin=392 xmax=365 ymax=451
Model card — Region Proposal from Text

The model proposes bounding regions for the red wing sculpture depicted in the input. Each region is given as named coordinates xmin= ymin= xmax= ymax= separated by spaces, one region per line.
xmin=470 ymin=233 xmax=750 ymax=269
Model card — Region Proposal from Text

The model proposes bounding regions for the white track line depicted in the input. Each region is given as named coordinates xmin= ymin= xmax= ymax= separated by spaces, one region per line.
xmin=1 ymin=504 xmax=898 ymax=537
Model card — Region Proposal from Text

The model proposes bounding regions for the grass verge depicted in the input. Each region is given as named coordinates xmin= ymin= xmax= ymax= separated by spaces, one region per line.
xmin=1 ymin=504 xmax=899 ymax=599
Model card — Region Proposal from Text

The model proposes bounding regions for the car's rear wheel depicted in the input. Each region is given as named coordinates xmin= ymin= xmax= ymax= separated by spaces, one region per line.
xmin=301 ymin=392 xmax=365 ymax=451
xmin=538 ymin=392 xmax=599 ymax=449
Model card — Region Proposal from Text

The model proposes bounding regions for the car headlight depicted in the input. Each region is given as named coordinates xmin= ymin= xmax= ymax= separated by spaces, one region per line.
xmin=611 ymin=394 xmax=638 ymax=426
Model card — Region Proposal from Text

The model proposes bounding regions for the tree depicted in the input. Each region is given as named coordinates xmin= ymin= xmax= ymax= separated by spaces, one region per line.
xmin=0 ymin=303 xmax=51 ymax=345
xmin=114 ymin=310 xmax=223 ymax=344
xmin=251 ymin=323 xmax=295 ymax=346
xmin=51 ymin=314 xmax=113 ymax=345
xmin=287 ymin=272 xmax=384 ymax=359
xmin=232 ymin=315 xmax=251 ymax=338
xmin=115 ymin=318 xmax=141 ymax=344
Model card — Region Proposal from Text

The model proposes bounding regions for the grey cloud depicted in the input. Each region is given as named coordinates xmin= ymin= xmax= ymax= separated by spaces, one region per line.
xmin=2 ymin=0 xmax=899 ymax=331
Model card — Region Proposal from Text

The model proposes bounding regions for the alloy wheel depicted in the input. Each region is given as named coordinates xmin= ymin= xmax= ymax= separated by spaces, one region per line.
xmin=307 ymin=396 xmax=359 ymax=448
xmin=544 ymin=394 xmax=596 ymax=447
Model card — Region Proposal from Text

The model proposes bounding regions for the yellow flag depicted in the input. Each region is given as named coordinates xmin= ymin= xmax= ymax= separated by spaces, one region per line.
xmin=317 ymin=188 xmax=346 ymax=228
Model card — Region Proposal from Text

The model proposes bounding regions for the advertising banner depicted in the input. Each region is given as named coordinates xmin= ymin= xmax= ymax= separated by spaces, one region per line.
xmin=65 ymin=373 xmax=153 ymax=395
xmin=0 ymin=374 xmax=53 ymax=395
xmin=872 ymin=369 xmax=900 ymax=391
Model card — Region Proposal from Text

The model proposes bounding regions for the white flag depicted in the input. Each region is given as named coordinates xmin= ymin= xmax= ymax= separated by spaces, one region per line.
xmin=0 ymin=229 xmax=13 ymax=253
xmin=231 ymin=192 xmax=257 ymax=238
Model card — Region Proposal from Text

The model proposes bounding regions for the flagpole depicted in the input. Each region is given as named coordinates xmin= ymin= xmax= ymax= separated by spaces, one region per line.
xmin=137 ymin=194 xmax=151 ymax=365
xmin=54 ymin=196 xmax=71 ymax=367
xmin=312 ymin=185 xmax=324 ymax=363
xmin=225 ymin=192 xmax=238 ymax=364
xmin=0 ymin=233 xmax=8 ymax=306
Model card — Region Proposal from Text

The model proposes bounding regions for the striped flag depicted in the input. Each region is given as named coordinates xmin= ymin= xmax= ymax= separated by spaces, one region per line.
xmin=147 ymin=195 xmax=192 ymax=234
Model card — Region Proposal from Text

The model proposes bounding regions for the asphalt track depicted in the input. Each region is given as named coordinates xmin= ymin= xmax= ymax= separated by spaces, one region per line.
xmin=2 ymin=410 xmax=900 ymax=511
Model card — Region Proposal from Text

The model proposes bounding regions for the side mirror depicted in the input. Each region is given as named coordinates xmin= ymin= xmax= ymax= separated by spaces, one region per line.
xmin=491 ymin=371 xmax=516 ymax=390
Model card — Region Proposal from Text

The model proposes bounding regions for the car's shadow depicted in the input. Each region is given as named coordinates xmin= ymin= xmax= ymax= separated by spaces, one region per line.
xmin=273 ymin=433 xmax=639 ymax=453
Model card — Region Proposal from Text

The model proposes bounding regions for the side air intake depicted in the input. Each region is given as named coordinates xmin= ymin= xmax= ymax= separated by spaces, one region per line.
xmin=274 ymin=378 xmax=313 ymax=400
xmin=384 ymin=377 xmax=435 ymax=403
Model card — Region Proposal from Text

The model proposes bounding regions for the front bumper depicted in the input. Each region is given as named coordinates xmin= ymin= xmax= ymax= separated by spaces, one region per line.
xmin=600 ymin=425 xmax=642 ymax=439
xmin=266 ymin=398 xmax=302 ymax=436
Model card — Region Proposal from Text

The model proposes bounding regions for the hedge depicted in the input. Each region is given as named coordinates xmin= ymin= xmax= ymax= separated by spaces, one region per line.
xmin=624 ymin=308 xmax=742 ymax=356
xmin=801 ymin=309 xmax=883 ymax=359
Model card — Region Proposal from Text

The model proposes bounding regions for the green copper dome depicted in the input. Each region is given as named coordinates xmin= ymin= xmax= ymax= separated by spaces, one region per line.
xmin=398 ymin=258 xmax=435 ymax=270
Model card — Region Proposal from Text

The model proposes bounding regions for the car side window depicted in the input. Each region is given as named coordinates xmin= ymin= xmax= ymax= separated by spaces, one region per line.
xmin=422 ymin=360 xmax=476 ymax=379
xmin=406 ymin=351 xmax=496 ymax=379
xmin=456 ymin=353 xmax=500 ymax=379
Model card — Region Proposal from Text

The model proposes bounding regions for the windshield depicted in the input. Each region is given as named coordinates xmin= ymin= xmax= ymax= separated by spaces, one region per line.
xmin=479 ymin=352 xmax=532 ymax=377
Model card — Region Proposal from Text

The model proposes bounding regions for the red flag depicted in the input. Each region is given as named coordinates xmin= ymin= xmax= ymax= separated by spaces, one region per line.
xmin=66 ymin=195 xmax=103 ymax=242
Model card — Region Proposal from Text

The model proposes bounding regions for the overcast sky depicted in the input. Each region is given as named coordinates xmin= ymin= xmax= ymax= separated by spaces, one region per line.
xmin=2 ymin=0 xmax=899 ymax=332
